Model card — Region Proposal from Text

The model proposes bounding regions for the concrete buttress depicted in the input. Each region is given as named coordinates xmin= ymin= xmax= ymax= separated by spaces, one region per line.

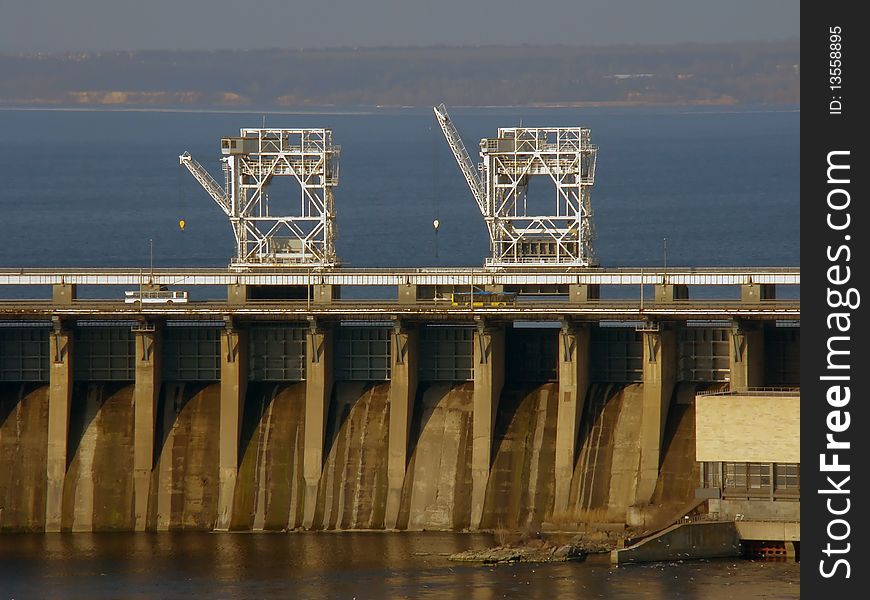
xmin=303 ymin=322 xmax=333 ymax=529
xmin=133 ymin=324 xmax=161 ymax=531
xmin=729 ymin=322 xmax=765 ymax=390
xmin=385 ymin=324 xmax=418 ymax=529
xmin=554 ymin=323 xmax=590 ymax=515
xmin=638 ymin=326 xmax=676 ymax=503
xmin=46 ymin=323 xmax=73 ymax=532
xmin=216 ymin=325 xmax=247 ymax=531
xmin=471 ymin=322 xmax=505 ymax=529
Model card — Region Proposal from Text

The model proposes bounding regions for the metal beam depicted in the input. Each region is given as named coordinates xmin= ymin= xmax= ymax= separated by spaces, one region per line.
xmin=0 ymin=267 xmax=800 ymax=287
xmin=0 ymin=300 xmax=800 ymax=321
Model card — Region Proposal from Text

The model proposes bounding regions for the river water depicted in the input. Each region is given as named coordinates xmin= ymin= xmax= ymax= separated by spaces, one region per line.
xmin=0 ymin=532 xmax=799 ymax=599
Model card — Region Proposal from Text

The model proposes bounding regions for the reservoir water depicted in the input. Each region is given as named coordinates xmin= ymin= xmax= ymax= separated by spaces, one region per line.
xmin=0 ymin=106 xmax=798 ymax=272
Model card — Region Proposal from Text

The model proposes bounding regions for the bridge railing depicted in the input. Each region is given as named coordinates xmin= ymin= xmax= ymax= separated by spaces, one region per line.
xmin=696 ymin=387 xmax=800 ymax=397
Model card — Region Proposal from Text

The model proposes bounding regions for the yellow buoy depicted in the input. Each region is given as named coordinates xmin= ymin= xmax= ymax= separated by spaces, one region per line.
xmin=179 ymin=219 xmax=186 ymax=231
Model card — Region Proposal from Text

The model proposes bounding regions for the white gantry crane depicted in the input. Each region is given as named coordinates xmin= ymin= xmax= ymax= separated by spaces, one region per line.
xmin=434 ymin=103 xmax=598 ymax=269
xmin=180 ymin=128 xmax=340 ymax=269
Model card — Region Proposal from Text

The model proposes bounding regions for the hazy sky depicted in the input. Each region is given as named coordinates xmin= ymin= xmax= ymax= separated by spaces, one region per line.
xmin=0 ymin=0 xmax=799 ymax=53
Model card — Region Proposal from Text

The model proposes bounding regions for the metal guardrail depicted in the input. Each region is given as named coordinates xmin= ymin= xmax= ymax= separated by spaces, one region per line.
xmin=696 ymin=387 xmax=800 ymax=397
xmin=678 ymin=512 xmax=799 ymax=525
xmin=679 ymin=513 xmax=727 ymax=524
xmin=0 ymin=266 xmax=801 ymax=287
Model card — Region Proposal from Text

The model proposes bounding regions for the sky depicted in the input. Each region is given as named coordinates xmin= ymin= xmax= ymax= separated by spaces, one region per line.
xmin=0 ymin=0 xmax=799 ymax=54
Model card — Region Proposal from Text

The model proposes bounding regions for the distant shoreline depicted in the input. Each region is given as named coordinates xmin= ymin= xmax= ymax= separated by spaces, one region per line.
xmin=0 ymin=41 xmax=799 ymax=110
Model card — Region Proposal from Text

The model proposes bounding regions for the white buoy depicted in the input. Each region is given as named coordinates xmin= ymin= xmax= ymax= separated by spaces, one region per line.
xmin=433 ymin=219 xmax=440 ymax=230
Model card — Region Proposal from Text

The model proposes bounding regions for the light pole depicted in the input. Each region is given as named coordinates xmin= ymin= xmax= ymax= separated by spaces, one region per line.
xmin=640 ymin=267 xmax=644 ymax=312
xmin=663 ymin=237 xmax=668 ymax=273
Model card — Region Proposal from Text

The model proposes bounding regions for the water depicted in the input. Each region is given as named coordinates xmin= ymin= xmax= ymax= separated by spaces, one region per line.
xmin=0 ymin=107 xmax=799 ymax=271
xmin=0 ymin=532 xmax=800 ymax=599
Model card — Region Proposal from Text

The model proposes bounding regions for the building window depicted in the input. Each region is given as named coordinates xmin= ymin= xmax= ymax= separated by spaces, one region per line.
xmin=774 ymin=463 xmax=800 ymax=495
xmin=702 ymin=461 xmax=721 ymax=489
xmin=748 ymin=463 xmax=772 ymax=490
xmin=711 ymin=461 xmax=799 ymax=500
xmin=723 ymin=462 xmax=748 ymax=491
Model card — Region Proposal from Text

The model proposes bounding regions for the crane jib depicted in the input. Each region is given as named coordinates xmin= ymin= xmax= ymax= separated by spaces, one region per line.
xmin=179 ymin=152 xmax=232 ymax=216
xmin=433 ymin=104 xmax=487 ymax=217
xmin=432 ymin=103 xmax=599 ymax=268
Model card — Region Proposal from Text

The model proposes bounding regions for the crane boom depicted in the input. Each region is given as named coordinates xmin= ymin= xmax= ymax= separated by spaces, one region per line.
xmin=433 ymin=104 xmax=486 ymax=216
xmin=179 ymin=151 xmax=232 ymax=216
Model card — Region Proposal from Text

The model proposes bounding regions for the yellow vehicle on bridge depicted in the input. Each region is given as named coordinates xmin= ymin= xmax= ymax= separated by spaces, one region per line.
xmin=450 ymin=290 xmax=518 ymax=307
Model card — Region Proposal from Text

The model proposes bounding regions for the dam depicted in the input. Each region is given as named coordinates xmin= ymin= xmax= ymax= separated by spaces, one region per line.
xmin=0 ymin=268 xmax=799 ymax=538
xmin=0 ymin=115 xmax=799 ymax=555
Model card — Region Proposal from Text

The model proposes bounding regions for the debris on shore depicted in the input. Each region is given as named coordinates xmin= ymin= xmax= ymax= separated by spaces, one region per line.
xmin=449 ymin=544 xmax=582 ymax=564
xmin=448 ymin=532 xmax=622 ymax=564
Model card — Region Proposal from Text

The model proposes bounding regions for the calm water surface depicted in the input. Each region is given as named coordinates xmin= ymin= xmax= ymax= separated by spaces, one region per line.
xmin=0 ymin=107 xmax=799 ymax=273
xmin=0 ymin=532 xmax=799 ymax=599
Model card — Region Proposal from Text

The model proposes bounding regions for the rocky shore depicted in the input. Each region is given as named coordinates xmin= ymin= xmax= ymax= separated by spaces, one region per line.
xmin=449 ymin=530 xmax=626 ymax=564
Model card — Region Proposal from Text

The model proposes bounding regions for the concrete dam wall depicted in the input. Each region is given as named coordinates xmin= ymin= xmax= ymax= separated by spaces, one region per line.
xmin=0 ymin=322 xmax=798 ymax=533
xmin=0 ymin=384 xmax=49 ymax=531
xmin=1 ymin=379 xmax=697 ymax=532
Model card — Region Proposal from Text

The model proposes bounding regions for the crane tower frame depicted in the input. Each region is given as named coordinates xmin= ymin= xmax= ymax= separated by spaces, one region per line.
xmin=434 ymin=104 xmax=598 ymax=269
xmin=180 ymin=128 xmax=340 ymax=269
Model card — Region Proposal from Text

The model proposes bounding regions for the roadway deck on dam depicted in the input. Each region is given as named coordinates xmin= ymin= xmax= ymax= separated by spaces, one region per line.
xmin=0 ymin=300 xmax=800 ymax=321
xmin=0 ymin=267 xmax=800 ymax=287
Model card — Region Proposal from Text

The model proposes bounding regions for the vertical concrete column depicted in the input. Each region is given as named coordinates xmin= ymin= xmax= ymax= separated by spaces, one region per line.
xmin=397 ymin=283 xmax=418 ymax=304
xmin=227 ymin=283 xmax=248 ymax=306
xmin=568 ymin=284 xmax=600 ymax=303
xmin=729 ymin=322 xmax=765 ymax=390
xmin=216 ymin=323 xmax=248 ymax=531
xmin=302 ymin=321 xmax=333 ymax=529
xmin=45 ymin=322 xmax=73 ymax=532
xmin=385 ymin=324 xmax=418 ymax=529
xmin=470 ymin=321 xmax=505 ymax=529
xmin=554 ymin=322 xmax=591 ymax=515
xmin=51 ymin=283 xmax=77 ymax=305
xmin=740 ymin=283 xmax=776 ymax=302
xmin=133 ymin=324 xmax=161 ymax=531
xmin=654 ymin=284 xmax=689 ymax=303
xmin=312 ymin=284 xmax=338 ymax=304
xmin=638 ymin=325 xmax=676 ymax=503
xmin=785 ymin=541 xmax=798 ymax=562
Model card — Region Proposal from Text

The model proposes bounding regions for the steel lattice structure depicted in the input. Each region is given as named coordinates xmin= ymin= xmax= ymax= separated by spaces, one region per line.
xmin=180 ymin=128 xmax=340 ymax=269
xmin=435 ymin=105 xmax=598 ymax=269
